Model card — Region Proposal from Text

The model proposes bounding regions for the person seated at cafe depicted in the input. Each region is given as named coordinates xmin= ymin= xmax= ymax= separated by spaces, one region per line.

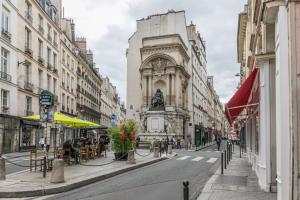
xmin=63 ymin=140 xmax=79 ymax=163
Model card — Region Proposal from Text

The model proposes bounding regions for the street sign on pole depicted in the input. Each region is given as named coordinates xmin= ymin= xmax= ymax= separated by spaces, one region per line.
xmin=39 ymin=90 xmax=54 ymax=106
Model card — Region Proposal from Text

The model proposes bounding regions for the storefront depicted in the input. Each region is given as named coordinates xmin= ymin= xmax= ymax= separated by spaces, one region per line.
xmin=20 ymin=120 xmax=42 ymax=151
xmin=0 ymin=115 xmax=20 ymax=154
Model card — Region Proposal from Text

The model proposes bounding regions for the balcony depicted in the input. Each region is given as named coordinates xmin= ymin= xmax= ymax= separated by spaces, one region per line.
xmin=1 ymin=28 xmax=11 ymax=41
xmin=47 ymin=62 xmax=52 ymax=70
xmin=24 ymin=81 xmax=33 ymax=91
xmin=1 ymin=106 xmax=9 ymax=114
xmin=38 ymin=56 xmax=44 ymax=65
xmin=47 ymin=34 xmax=52 ymax=43
xmin=25 ymin=11 xmax=33 ymax=23
xmin=24 ymin=46 xmax=33 ymax=56
xmin=0 ymin=71 xmax=12 ymax=82
xmin=25 ymin=110 xmax=34 ymax=116
xmin=38 ymin=25 xmax=44 ymax=34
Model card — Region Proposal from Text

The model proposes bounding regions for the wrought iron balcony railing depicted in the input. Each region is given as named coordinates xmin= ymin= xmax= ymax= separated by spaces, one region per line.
xmin=24 ymin=81 xmax=33 ymax=91
xmin=0 ymin=71 xmax=12 ymax=82
xmin=1 ymin=28 xmax=11 ymax=41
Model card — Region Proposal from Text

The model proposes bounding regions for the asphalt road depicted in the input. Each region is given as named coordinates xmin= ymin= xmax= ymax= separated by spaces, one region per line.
xmin=40 ymin=144 xmax=224 ymax=200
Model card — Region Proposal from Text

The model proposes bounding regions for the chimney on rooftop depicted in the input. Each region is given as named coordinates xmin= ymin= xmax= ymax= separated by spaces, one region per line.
xmin=71 ymin=20 xmax=75 ymax=43
xmin=76 ymin=37 xmax=87 ymax=54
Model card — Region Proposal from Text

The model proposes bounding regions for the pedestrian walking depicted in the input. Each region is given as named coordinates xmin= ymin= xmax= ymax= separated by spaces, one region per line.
xmin=216 ymin=136 xmax=221 ymax=151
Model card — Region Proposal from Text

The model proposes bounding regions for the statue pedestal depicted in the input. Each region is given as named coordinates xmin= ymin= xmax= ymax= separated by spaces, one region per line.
xmin=146 ymin=111 xmax=165 ymax=133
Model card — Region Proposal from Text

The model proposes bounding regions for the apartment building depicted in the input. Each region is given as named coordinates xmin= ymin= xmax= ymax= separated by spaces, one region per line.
xmin=60 ymin=18 xmax=76 ymax=117
xmin=16 ymin=0 xmax=61 ymax=150
xmin=76 ymin=38 xmax=102 ymax=124
xmin=230 ymin=1 xmax=300 ymax=199
xmin=0 ymin=0 xmax=19 ymax=153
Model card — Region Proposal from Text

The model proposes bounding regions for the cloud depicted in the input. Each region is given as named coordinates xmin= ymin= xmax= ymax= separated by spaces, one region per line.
xmin=62 ymin=0 xmax=246 ymax=104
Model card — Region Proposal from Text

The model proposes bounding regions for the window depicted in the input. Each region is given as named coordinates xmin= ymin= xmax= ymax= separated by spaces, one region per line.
xmin=67 ymin=73 xmax=70 ymax=89
xmin=38 ymin=39 xmax=43 ymax=58
xmin=38 ymin=70 xmax=43 ymax=88
xmin=38 ymin=15 xmax=43 ymax=26
xmin=24 ymin=27 xmax=31 ymax=48
xmin=67 ymin=96 xmax=70 ymax=110
xmin=2 ymin=7 xmax=9 ymax=32
xmin=62 ymin=93 xmax=65 ymax=108
xmin=1 ymin=48 xmax=9 ymax=73
xmin=53 ymin=53 xmax=57 ymax=69
xmin=71 ymin=77 xmax=74 ymax=92
xmin=25 ymin=1 xmax=32 ymax=18
xmin=25 ymin=96 xmax=32 ymax=111
xmin=53 ymin=78 xmax=56 ymax=94
xmin=62 ymin=50 xmax=65 ymax=64
xmin=67 ymin=55 xmax=70 ymax=67
xmin=47 ymin=74 xmax=51 ymax=91
xmin=53 ymin=31 xmax=57 ymax=44
xmin=1 ymin=89 xmax=9 ymax=108
xmin=47 ymin=47 xmax=51 ymax=65
xmin=47 ymin=24 xmax=51 ymax=41
xmin=71 ymin=98 xmax=74 ymax=113
xmin=24 ymin=63 xmax=30 ymax=82
xmin=62 ymin=69 xmax=65 ymax=84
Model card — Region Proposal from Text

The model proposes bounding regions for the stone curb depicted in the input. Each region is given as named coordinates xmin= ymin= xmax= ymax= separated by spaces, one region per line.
xmin=0 ymin=157 xmax=168 ymax=198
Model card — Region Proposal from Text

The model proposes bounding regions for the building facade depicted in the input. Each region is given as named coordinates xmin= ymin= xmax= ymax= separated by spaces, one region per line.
xmin=235 ymin=1 xmax=300 ymax=199
xmin=127 ymin=10 xmax=222 ymax=144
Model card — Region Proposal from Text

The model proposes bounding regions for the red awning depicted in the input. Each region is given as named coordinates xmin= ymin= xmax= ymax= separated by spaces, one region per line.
xmin=225 ymin=68 xmax=258 ymax=125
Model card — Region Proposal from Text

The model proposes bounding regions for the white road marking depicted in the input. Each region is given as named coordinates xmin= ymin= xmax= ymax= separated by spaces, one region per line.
xmin=205 ymin=151 xmax=211 ymax=152
xmin=191 ymin=156 xmax=204 ymax=162
xmin=176 ymin=156 xmax=191 ymax=160
xmin=207 ymin=157 xmax=218 ymax=163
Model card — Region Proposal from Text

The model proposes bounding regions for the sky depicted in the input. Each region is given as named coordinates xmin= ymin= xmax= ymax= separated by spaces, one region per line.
xmin=62 ymin=0 xmax=246 ymax=105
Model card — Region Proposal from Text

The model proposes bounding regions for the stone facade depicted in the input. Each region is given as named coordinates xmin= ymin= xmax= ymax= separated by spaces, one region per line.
xmin=236 ymin=1 xmax=300 ymax=199
xmin=127 ymin=11 xmax=223 ymax=143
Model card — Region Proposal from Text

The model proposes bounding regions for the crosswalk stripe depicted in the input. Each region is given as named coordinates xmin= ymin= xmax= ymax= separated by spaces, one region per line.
xmin=176 ymin=156 xmax=191 ymax=160
xmin=191 ymin=156 xmax=204 ymax=162
xmin=207 ymin=157 xmax=218 ymax=163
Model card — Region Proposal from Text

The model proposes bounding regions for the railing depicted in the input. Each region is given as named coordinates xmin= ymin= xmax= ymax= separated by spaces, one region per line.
xmin=0 ymin=71 xmax=12 ymax=82
xmin=47 ymin=62 xmax=52 ymax=70
xmin=25 ymin=110 xmax=34 ymax=116
xmin=24 ymin=81 xmax=33 ymax=91
xmin=38 ymin=56 xmax=44 ymax=65
xmin=24 ymin=46 xmax=33 ymax=56
xmin=25 ymin=11 xmax=33 ymax=23
xmin=1 ymin=28 xmax=11 ymax=41
xmin=38 ymin=25 xmax=44 ymax=34
xmin=1 ymin=106 xmax=9 ymax=114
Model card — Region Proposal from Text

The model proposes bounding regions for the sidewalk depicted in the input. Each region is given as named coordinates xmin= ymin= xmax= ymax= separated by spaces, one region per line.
xmin=0 ymin=150 xmax=174 ymax=198
xmin=197 ymin=145 xmax=277 ymax=200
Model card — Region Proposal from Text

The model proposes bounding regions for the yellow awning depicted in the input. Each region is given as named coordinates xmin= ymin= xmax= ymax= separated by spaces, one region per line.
xmin=22 ymin=112 xmax=99 ymax=127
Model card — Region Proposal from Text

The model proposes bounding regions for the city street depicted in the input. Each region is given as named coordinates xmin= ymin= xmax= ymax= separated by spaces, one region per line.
xmin=36 ymin=144 xmax=222 ymax=200
xmin=5 ymin=157 xmax=30 ymax=175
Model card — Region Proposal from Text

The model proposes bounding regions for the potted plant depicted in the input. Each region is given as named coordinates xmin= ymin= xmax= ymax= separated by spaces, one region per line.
xmin=108 ymin=120 xmax=138 ymax=160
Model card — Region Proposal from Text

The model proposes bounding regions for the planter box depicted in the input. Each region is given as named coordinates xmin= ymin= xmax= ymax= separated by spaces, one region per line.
xmin=114 ymin=152 xmax=128 ymax=161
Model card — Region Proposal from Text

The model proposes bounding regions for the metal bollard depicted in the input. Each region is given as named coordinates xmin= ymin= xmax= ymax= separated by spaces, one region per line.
xmin=233 ymin=143 xmax=235 ymax=152
xmin=224 ymin=150 xmax=227 ymax=169
xmin=240 ymin=143 xmax=242 ymax=158
xmin=227 ymin=145 xmax=230 ymax=163
xmin=183 ymin=180 xmax=189 ymax=200
xmin=159 ymin=142 xmax=162 ymax=157
xmin=43 ymin=156 xmax=46 ymax=178
xmin=230 ymin=144 xmax=232 ymax=160
xmin=221 ymin=152 xmax=224 ymax=175
xmin=0 ymin=157 xmax=5 ymax=180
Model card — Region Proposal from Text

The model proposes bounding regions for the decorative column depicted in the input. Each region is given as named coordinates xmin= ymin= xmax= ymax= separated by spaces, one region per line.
xmin=175 ymin=71 xmax=179 ymax=107
xmin=142 ymin=76 xmax=147 ymax=106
